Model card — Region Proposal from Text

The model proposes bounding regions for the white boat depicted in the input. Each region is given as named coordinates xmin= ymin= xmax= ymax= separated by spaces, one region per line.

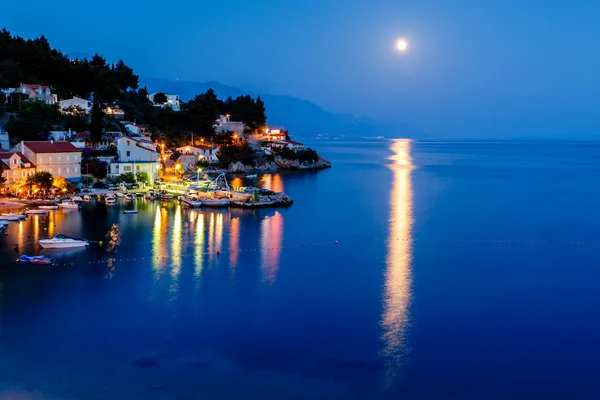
xmin=105 ymin=196 xmax=116 ymax=205
xmin=59 ymin=201 xmax=79 ymax=210
xmin=124 ymin=194 xmax=134 ymax=201
xmin=181 ymin=196 xmax=202 ymax=208
xmin=71 ymin=196 xmax=83 ymax=202
xmin=83 ymin=195 xmax=91 ymax=202
xmin=1 ymin=213 xmax=27 ymax=221
xmin=39 ymin=205 xmax=59 ymax=210
xmin=25 ymin=209 xmax=48 ymax=215
xmin=159 ymin=192 xmax=173 ymax=200
xmin=202 ymin=198 xmax=230 ymax=207
xmin=115 ymin=192 xmax=125 ymax=198
xmin=145 ymin=191 xmax=154 ymax=199
xmin=39 ymin=234 xmax=89 ymax=249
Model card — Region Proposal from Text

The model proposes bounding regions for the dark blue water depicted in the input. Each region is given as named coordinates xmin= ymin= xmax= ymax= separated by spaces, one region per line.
xmin=1 ymin=140 xmax=600 ymax=399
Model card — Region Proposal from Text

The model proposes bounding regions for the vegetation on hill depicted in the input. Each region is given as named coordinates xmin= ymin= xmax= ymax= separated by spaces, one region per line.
xmin=0 ymin=29 xmax=268 ymax=147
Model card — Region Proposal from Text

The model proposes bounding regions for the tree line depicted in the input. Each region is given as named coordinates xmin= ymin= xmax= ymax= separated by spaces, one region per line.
xmin=0 ymin=29 xmax=267 ymax=147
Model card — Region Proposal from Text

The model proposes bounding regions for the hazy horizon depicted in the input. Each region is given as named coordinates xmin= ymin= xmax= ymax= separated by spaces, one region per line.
xmin=2 ymin=0 xmax=600 ymax=139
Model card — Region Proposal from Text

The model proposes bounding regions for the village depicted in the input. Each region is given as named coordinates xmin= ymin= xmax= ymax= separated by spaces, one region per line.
xmin=0 ymin=83 xmax=330 ymax=203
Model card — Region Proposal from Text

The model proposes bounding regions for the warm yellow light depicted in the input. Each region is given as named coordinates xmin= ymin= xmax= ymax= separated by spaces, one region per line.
xmin=233 ymin=134 xmax=237 ymax=139
xmin=396 ymin=39 xmax=408 ymax=52
xmin=174 ymin=164 xmax=181 ymax=170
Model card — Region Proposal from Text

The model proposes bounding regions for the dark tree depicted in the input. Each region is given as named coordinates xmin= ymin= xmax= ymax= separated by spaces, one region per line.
xmin=153 ymin=92 xmax=168 ymax=104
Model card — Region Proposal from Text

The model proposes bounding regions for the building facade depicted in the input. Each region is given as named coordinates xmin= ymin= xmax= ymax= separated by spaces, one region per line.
xmin=0 ymin=152 xmax=36 ymax=185
xmin=13 ymin=84 xmax=57 ymax=104
xmin=148 ymin=93 xmax=181 ymax=112
xmin=176 ymin=145 xmax=219 ymax=166
xmin=59 ymin=97 xmax=92 ymax=114
xmin=109 ymin=136 xmax=161 ymax=182
xmin=12 ymin=141 xmax=82 ymax=181
xmin=215 ymin=114 xmax=245 ymax=135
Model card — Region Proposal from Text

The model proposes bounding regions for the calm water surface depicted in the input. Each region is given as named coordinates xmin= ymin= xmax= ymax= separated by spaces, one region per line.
xmin=1 ymin=140 xmax=600 ymax=399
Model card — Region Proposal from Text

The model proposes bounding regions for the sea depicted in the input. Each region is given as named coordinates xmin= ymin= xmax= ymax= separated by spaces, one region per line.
xmin=1 ymin=139 xmax=600 ymax=399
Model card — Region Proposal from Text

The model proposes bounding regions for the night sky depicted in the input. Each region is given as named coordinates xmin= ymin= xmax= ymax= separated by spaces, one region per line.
xmin=2 ymin=0 xmax=600 ymax=138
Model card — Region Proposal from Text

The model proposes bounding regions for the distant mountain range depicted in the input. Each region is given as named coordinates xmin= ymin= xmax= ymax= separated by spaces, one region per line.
xmin=140 ymin=77 xmax=422 ymax=139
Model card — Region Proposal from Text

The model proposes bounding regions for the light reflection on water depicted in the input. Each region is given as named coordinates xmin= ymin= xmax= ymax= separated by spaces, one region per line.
xmin=382 ymin=139 xmax=414 ymax=385
xmin=260 ymin=211 xmax=284 ymax=283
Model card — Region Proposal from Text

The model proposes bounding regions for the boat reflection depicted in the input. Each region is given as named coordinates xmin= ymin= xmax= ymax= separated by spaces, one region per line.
xmin=261 ymin=173 xmax=284 ymax=193
xmin=229 ymin=216 xmax=241 ymax=271
xmin=260 ymin=211 xmax=284 ymax=283
xmin=381 ymin=139 xmax=414 ymax=384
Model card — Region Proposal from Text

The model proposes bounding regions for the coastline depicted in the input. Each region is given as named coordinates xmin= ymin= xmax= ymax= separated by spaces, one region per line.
xmin=0 ymin=199 xmax=26 ymax=211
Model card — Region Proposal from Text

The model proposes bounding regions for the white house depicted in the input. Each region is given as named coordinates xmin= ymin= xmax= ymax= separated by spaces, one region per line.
xmin=12 ymin=141 xmax=82 ymax=181
xmin=215 ymin=114 xmax=245 ymax=135
xmin=270 ymin=140 xmax=305 ymax=152
xmin=124 ymin=123 xmax=147 ymax=136
xmin=12 ymin=84 xmax=57 ymax=104
xmin=104 ymin=105 xmax=125 ymax=119
xmin=49 ymin=129 xmax=73 ymax=141
xmin=59 ymin=97 xmax=92 ymax=114
xmin=109 ymin=136 xmax=160 ymax=182
xmin=148 ymin=93 xmax=181 ymax=112
xmin=176 ymin=145 xmax=219 ymax=167
xmin=0 ymin=152 xmax=36 ymax=185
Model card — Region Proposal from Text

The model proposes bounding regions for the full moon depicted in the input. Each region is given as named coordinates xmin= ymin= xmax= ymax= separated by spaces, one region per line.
xmin=396 ymin=39 xmax=408 ymax=52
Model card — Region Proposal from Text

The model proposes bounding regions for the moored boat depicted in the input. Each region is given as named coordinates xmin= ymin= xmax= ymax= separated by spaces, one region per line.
xmin=124 ymin=194 xmax=134 ymax=201
xmin=202 ymin=198 xmax=230 ymax=207
xmin=39 ymin=234 xmax=89 ymax=249
xmin=115 ymin=192 xmax=125 ymax=198
xmin=1 ymin=213 xmax=27 ymax=221
xmin=181 ymin=196 xmax=202 ymax=208
xmin=58 ymin=201 xmax=79 ymax=210
xmin=17 ymin=255 xmax=57 ymax=266
xmin=25 ymin=209 xmax=49 ymax=215
xmin=83 ymin=195 xmax=91 ymax=202
xmin=123 ymin=210 xmax=138 ymax=214
xmin=105 ymin=195 xmax=116 ymax=205
xmin=71 ymin=196 xmax=83 ymax=202
xmin=39 ymin=205 xmax=59 ymax=210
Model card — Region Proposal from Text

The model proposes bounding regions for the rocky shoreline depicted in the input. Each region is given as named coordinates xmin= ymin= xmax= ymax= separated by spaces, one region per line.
xmin=228 ymin=156 xmax=332 ymax=173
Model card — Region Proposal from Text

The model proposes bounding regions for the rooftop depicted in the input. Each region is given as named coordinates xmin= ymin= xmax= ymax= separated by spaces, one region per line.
xmin=23 ymin=141 xmax=81 ymax=154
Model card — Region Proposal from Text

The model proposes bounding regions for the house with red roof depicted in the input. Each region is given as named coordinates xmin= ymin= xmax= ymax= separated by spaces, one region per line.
xmin=13 ymin=83 xmax=58 ymax=105
xmin=0 ymin=152 xmax=36 ymax=185
xmin=12 ymin=141 xmax=82 ymax=181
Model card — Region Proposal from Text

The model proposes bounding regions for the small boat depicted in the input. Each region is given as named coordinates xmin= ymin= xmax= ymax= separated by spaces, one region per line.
xmin=39 ymin=205 xmax=59 ymax=210
xmin=71 ymin=196 xmax=83 ymax=203
xmin=1 ymin=213 xmax=27 ymax=221
xmin=159 ymin=192 xmax=173 ymax=201
xmin=124 ymin=194 xmax=134 ymax=201
xmin=17 ymin=255 xmax=57 ymax=266
xmin=58 ymin=201 xmax=79 ymax=210
xmin=115 ymin=192 xmax=125 ymax=198
xmin=83 ymin=195 xmax=91 ymax=202
xmin=145 ymin=191 xmax=154 ymax=199
xmin=123 ymin=210 xmax=138 ymax=215
xmin=39 ymin=234 xmax=89 ymax=249
xmin=181 ymin=196 xmax=202 ymax=208
xmin=105 ymin=196 xmax=116 ymax=205
xmin=25 ymin=209 xmax=48 ymax=215
xmin=201 ymin=198 xmax=230 ymax=207
xmin=246 ymin=174 xmax=257 ymax=179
